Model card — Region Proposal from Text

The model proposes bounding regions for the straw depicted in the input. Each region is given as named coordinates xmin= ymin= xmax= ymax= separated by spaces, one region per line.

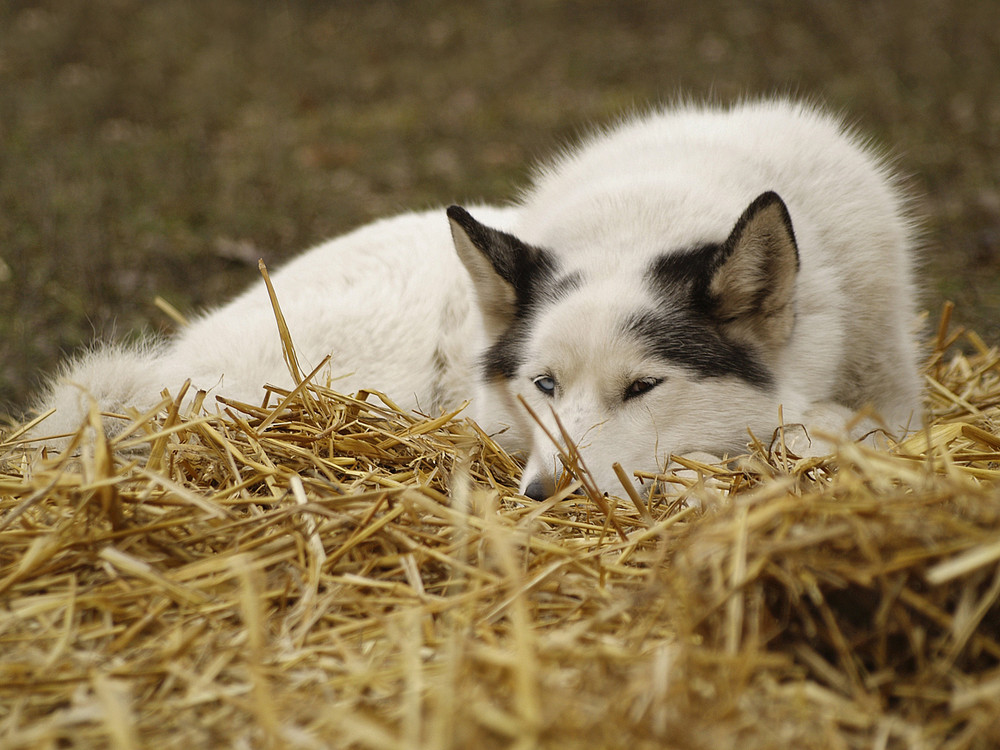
xmin=2 ymin=301 xmax=1000 ymax=748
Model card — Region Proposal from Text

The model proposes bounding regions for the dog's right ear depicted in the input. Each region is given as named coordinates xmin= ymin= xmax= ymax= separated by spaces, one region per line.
xmin=447 ymin=206 xmax=553 ymax=333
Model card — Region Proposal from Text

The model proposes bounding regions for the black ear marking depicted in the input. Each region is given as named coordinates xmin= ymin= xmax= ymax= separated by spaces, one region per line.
xmin=447 ymin=206 xmax=556 ymax=291
xmin=448 ymin=206 xmax=558 ymax=335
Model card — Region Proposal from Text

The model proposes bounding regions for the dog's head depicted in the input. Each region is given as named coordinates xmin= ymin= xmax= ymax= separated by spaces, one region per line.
xmin=448 ymin=192 xmax=799 ymax=500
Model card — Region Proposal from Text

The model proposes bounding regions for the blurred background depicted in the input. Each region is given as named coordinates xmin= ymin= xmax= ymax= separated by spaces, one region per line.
xmin=1 ymin=0 xmax=998 ymax=418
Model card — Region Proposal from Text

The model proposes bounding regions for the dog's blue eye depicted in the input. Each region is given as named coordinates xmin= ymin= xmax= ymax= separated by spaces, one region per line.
xmin=625 ymin=377 xmax=661 ymax=400
xmin=532 ymin=375 xmax=556 ymax=395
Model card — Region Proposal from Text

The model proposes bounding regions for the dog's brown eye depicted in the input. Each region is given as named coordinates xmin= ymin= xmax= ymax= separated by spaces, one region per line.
xmin=624 ymin=377 xmax=661 ymax=400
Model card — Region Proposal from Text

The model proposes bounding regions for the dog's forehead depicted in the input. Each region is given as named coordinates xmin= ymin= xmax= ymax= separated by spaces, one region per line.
xmin=525 ymin=281 xmax=661 ymax=365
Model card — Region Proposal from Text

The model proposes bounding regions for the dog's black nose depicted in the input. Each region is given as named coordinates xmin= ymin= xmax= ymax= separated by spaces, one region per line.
xmin=523 ymin=476 xmax=553 ymax=501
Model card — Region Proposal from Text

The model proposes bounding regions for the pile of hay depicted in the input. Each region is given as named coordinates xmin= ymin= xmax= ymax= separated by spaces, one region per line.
xmin=3 ymin=304 xmax=1000 ymax=749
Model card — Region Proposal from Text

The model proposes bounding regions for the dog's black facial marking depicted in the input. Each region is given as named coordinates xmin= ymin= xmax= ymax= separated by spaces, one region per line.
xmin=636 ymin=242 xmax=777 ymax=388
xmin=648 ymin=242 xmax=746 ymax=322
xmin=648 ymin=243 xmax=724 ymax=293
xmin=624 ymin=308 xmax=774 ymax=388
xmin=549 ymin=270 xmax=583 ymax=301
xmin=482 ymin=321 xmax=528 ymax=380
xmin=481 ymin=270 xmax=582 ymax=381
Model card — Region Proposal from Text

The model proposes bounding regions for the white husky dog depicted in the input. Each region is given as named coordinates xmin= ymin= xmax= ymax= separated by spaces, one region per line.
xmin=31 ymin=99 xmax=922 ymax=499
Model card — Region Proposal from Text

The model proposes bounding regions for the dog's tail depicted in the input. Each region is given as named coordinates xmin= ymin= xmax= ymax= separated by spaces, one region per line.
xmin=21 ymin=340 xmax=174 ymax=451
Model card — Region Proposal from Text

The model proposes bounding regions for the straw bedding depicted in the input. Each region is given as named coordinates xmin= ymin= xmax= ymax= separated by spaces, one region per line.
xmin=3 ymin=303 xmax=1000 ymax=749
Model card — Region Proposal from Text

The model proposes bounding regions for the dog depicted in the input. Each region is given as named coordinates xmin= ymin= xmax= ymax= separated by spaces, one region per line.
xmin=28 ymin=98 xmax=923 ymax=499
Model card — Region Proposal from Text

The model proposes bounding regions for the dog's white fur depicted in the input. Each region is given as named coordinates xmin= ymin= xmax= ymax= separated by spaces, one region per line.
xmin=30 ymin=99 xmax=922 ymax=498
xmin=36 ymin=205 xmax=515 ymax=438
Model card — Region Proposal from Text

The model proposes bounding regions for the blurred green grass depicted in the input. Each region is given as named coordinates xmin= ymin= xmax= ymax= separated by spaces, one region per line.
xmin=2 ymin=0 xmax=998 ymax=417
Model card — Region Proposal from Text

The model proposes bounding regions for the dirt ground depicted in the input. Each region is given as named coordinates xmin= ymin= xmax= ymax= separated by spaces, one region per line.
xmin=1 ymin=0 xmax=998 ymax=417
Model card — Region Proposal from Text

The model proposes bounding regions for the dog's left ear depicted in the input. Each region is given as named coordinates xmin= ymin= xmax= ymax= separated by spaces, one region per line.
xmin=706 ymin=191 xmax=800 ymax=351
xmin=447 ymin=206 xmax=553 ymax=335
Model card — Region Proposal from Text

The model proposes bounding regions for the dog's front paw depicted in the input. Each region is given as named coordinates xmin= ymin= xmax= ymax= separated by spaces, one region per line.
xmin=662 ymin=451 xmax=729 ymax=500
xmin=775 ymin=402 xmax=893 ymax=459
